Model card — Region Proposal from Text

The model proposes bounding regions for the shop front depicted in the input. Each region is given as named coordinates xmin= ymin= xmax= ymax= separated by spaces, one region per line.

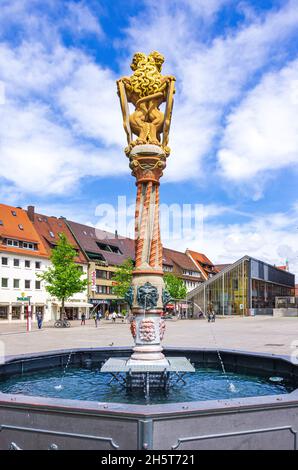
xmin=51 ymin=301 xmax=93 ymax=321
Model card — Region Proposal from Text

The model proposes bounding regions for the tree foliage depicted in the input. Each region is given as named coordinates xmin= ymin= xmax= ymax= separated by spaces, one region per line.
xmin=112 ymin=258 xmax=134 ymax=299
xmin=164 ymin=273 xmax=187 ymax=300
xmin=39 ymin=233 xmax=88 ymax=319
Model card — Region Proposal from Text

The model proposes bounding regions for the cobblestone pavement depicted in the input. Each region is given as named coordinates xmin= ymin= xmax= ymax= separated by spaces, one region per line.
xmin=0 ymin=316 xmax=297 ymax=358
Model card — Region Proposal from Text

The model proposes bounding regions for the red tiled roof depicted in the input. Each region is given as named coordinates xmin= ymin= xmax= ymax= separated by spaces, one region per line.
xmin=186 ymin=249 xmax=217 ymax=280
xmin=214 ymin=263 xmax=231 ymax=272
xmin=27 ymin=209 xmax=87 ymax=264
xmin=163 ymin=247 xmax=200 ymax=272
xmin=67 ymin=220 xmax=134 ymax=266
xmin=187 ymin=250 xmax=214 ymax=266
xmin=0 ymin=203 xmax=48 ymax=258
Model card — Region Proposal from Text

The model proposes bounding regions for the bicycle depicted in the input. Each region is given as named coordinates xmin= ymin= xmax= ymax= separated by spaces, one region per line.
xmin=54 ymin=319 xmax=71 ymax=328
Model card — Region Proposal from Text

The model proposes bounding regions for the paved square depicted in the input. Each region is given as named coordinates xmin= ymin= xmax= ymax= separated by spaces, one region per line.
xmin=0 ymin=316 xmax=297 ymax=359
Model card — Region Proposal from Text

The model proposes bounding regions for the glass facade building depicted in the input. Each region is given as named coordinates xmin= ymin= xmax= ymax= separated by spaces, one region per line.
xmin=188 ymin=256 xmax=295 ymax=316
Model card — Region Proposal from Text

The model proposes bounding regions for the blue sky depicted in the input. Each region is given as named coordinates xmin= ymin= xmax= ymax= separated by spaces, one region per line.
xmin=0 ymin=0 xmax=297 ymax=274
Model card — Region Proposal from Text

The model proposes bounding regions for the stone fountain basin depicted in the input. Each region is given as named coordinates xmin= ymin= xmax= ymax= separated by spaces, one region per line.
xmin=0 ymin=347 xmax=297 ymax=450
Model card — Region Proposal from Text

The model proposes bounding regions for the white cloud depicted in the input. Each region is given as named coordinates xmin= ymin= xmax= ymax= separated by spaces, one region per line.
xmin=65 ymin=2 xmax=104 ymax=38
xmin=218 ymin=59 xmax=298 ymax=181
xmin=0 ymin=0 xmax=298 ymax=199
xmin=58 ymin=62 xmax=123 ymax=147
xmin=167 ymin=204 xmax=298 ymax=277
xmin=124 ymin=0 xmax=298 ymax=187
xmin=0 ymin=100 xmax=126 ymax=195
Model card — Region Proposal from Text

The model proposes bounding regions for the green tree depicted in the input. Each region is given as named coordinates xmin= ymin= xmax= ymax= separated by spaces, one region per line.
xmin=39 ymin=233 xmax=89 ymax=320
xmin=164 ymin=273 xmax=187 ymax=301
xmin=112 ymin=258 xmax=134 ymax=299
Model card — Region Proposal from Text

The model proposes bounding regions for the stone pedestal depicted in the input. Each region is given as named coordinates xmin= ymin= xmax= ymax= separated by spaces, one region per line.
xmin=125 ymin=144 xmax=170 ymax=361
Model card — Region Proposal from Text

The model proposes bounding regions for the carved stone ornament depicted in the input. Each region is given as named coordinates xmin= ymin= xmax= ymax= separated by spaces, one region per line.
xmin=159 ymin=319 xmax=166 ymax=340
xmin=130 ymin=319 xmax=137 ymax=339
xmin=124 ymin=286 xmax=134 ymax=307
xmin=162 ymin=288 xmax=172 ymax=307
xmin=137 ymin=282 xmax=159 ymax=310
xmin=139 ymin=318 xmax=156 ymax=342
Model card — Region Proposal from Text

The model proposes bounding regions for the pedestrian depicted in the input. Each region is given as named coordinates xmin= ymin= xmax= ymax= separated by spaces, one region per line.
xmin=81 ymin=312 xmax=86 ymax=326
xmin=36 ymin=311 xmax=43 ymax=330
xmin=94 ymin=311 xmax=101 ymax=328
xmin=111 ymin=311 xmax=117 ymax=323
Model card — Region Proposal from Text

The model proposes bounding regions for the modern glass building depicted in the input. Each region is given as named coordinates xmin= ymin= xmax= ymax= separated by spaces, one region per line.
xmin=187 ymin=256 xmax=295 ymax=316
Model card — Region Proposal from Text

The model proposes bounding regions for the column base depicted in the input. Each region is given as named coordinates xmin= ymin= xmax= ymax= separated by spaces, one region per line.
xmin=130 ymin=345 xmax=165 ymax=361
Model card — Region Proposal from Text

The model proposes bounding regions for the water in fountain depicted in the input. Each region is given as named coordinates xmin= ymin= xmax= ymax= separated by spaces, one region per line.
xmin=193 ymin=302 xmax=237 ymax=393
xmin=54 ymin=350 xmax=73 ymax=391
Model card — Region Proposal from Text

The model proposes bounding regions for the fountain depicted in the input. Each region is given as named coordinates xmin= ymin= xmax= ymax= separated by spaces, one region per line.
xmin=100 ymin=51 xmax=195 ymax=393
xmin=0 ymin=53 xmax=298 ymax=450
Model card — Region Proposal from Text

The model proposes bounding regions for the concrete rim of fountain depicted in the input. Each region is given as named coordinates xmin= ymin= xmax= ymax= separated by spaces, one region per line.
xmin=0 ymin=347 xmax=297 ymax=415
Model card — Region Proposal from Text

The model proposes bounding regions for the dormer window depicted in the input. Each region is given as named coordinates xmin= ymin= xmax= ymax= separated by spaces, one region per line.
xmin=7 ymin=239 xmax=19 ymax=247
xmin=23 ymin=242 xmax=34 ymax=250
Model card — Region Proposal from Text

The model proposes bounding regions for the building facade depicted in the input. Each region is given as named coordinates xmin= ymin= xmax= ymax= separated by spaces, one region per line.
xmin=187 ymin=256 xmax=295 ymax=316
xmin=66 ymin=221 xmax=135 ymax=314
xmin=0 ymin=204 xmax=51 ymax=322
xmin=0 ymin=204 xmax=90 ymax=323
xmin=186 ymin=249 xmax=218 ymax=280
xmin=163 ymin=248 xmax=203 ymax=292
xmin=27 ymin=207 xmax=90 ymax=321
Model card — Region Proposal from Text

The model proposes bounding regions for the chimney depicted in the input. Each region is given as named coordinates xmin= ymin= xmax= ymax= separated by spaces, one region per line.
xmin=115 ymin=229 xmax=118 ymax=239
xmin=27 ymin=205 xmax=35 ymax=222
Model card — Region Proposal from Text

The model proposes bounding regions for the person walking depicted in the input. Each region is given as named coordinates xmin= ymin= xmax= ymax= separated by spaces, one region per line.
xmin=111 ymin=311 xmax=117 ymax=324
xmin=81 ymin=312 xmax=86 ymax=326
xmin=94 ymin=311 xmax=102 ymax=328
xmin=36 ymin=311 xmax=43 ymax=330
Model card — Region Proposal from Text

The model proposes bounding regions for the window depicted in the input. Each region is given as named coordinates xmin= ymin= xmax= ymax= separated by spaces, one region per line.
xmin=35 ymin=261 xmax=41 ymax=269
xmin=96 ymin=270 xmax=108 ymax=279
xmin=0 ymin=306 xmax=8 ymax=319
xmin=7 ymin=239 xmax=19 ymax=247
xmin=11 ymin=210 xmax=16 ymax=216
xmin=49 ymin=231 xmax=55 ymax=238
xmin=13 ymin=258 xmax=20 ymax=267
xmin=96 ymin=242 xmax=122 ymax=254
xmin=25 ymin=280 xmax=31 ymax=289
xmin=1 ymin=257 xmax=8 ymax=266
xmin=96 ymin=285 xmax=109 ymax=294
xmin=1 ymin=278 xmax=8 ymax=288
xmin=23 ymin=242 xmax=34 ymax=250
xmin=25 ymin=260 xmax=30 ymax=268
xmin=12 ymin=306 xmax=21 ymax=320
xmin=0 ymin=220 xmax=3 ymax=225
xmin=35 ymin=280 xmax=41 ymax=290
xmin=18 ymin=224 xmax=24 ymax=230
xmin=13 ymin=279 xmax=20 ymax=288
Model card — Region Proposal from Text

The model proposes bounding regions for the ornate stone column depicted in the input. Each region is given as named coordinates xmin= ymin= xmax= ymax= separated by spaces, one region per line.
xmin=126 ymin=145 xmax=169 ymax=361
xmin=117 ymin=51 xmax=175 ymax=363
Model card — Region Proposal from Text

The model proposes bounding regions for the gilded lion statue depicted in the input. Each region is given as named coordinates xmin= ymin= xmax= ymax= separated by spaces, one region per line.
xmin=117 ymin=51 xmax=175 ymax=154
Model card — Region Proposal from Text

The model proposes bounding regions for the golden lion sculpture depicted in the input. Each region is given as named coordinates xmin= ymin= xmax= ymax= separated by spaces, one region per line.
xmin=117 ymin=51 xmax=175 ymax=154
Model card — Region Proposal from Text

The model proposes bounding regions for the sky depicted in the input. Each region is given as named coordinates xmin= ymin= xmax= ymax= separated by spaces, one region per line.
xmin=0 ymin=0 xmax=298 ymax=274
